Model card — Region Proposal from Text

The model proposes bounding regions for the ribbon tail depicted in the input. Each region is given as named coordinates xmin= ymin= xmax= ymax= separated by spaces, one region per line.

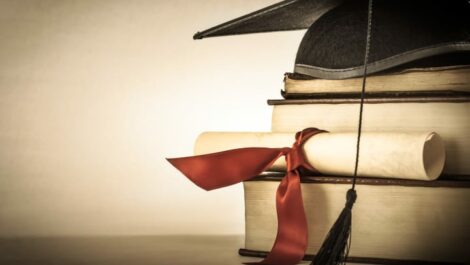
xmin=246 ymin=171 xmax=308 ymax=265
xmin=167 ymin=147 xmax=284 ymax=191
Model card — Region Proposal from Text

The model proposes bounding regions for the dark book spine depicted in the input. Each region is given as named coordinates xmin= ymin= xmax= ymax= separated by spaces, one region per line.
xmin=281 ymin=90 xmax=470 ymax=100
xmin=268 ymin=95 xmax=470 ymax=105
xmin=248 ymin=173 xmax=470 ymax=188
xmin=238 ymin=248 xmax=465 ymax=265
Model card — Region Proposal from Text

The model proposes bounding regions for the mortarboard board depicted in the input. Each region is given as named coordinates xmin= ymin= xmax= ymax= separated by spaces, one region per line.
xmin=194 ymin=0 xmax=470 ymax=79
xmin=193 ymin=0 xmax=343 ymax=39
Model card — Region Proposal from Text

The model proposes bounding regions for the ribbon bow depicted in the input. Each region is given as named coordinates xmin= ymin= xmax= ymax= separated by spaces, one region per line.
xmin=167 ymin=128 xmax=326 ymax=265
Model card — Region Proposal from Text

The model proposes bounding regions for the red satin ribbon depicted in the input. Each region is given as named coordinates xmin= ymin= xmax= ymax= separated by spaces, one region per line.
xmin=167 ymin=128 xmax=326 ymax=265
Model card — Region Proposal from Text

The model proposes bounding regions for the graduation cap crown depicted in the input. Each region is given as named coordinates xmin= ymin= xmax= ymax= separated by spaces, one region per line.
xmin=195 ymin=0 xmax=470 ymax=79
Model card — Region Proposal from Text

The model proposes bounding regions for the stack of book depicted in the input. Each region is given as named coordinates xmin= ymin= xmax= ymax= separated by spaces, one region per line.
xmin=183 ymin=0 xmax=470 ymax=263
xmin=239 ymin=65 xmax=470 ymax=264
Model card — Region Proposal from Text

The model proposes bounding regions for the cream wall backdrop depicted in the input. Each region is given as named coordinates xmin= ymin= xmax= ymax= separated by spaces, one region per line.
xmin=0 ymin=0 xmax=304 ymax=236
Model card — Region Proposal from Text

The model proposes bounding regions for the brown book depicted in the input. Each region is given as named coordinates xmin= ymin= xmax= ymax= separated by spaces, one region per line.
xmin=283 ymin=65 xmax=470 ymax=97
xmin=242 ymin=174 xmax=470 ymax=264
xmin=269 ymin=96 xmax=470 ymax=177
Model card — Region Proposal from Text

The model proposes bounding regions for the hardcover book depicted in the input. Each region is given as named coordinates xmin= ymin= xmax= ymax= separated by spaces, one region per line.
xmin=242 ymin=174 xmax=470 ymax=264
xmin=283 ymin=65 xmax=470 ymax=96
xmin=270 ymin=96 xmax=470 ymax=177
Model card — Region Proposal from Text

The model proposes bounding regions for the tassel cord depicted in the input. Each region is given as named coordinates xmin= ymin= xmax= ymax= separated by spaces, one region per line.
xmin=346 ymin=0 xmax=374 ymax=261
xmin=352 ymin=0 xmax=373 ymax=191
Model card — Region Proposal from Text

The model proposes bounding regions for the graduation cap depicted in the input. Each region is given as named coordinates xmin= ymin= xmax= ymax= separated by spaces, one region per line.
xmin=194 ymin=0 xmax=470 ymax=79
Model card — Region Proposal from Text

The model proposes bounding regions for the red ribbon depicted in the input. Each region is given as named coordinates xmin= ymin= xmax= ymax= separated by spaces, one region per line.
xmin=167 ymin=128 xmax=326 ymax=265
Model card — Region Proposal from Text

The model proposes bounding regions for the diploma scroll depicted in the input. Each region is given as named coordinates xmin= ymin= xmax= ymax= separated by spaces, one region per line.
xmin=194 ymin=131 xmax=445 ymax=180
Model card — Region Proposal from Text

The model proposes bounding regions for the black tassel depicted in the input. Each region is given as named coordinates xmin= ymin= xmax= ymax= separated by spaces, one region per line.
xmin=311 ymin=189 xmax=356 ymax=265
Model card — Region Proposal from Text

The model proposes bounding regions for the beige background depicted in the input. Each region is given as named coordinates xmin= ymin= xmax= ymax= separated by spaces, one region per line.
xmin=0 ymin=0 xmax=304 ymax=236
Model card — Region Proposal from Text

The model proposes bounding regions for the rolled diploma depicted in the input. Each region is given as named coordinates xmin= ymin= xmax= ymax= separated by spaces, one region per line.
xmin=194 ymin=131 xmax=445 ymax=180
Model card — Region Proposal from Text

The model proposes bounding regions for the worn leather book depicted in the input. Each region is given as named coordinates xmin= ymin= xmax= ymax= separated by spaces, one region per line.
xmin=283 ymin=66 xmax=470 ymax=97
xmin=269 ymin=96 xmax=470 ymax=177
xmin=241 ymin=174 xmax=470 ymax=264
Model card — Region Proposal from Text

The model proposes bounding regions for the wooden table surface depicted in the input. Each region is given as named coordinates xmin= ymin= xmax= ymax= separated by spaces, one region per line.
xmin=0 ymin=235 xmax=372 ymax=265
xmin=0 ymin=235 xmax=264 ymax=265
